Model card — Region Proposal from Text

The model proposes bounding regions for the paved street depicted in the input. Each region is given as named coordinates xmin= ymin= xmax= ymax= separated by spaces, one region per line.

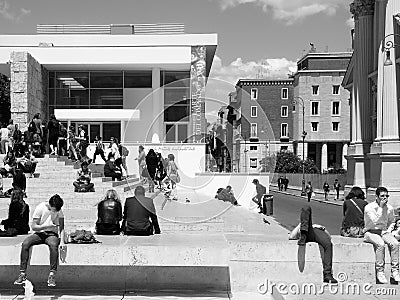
xmin=270 ymin=190 xmax=343 ymax=235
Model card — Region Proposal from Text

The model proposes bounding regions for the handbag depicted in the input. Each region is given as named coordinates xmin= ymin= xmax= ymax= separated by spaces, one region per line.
xmin=142 ymin=167 xmax=149 ymax=178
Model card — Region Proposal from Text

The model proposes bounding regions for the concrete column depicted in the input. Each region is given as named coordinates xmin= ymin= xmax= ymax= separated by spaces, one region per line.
xmin=377 ymin=0 xmax=400 ymax=142
xmin=352 ymin=2 xmax=374 ymax=145
xmin=152 ymin=67 xmax=162 ymax=143
xmin=120 ymin=120 xmax=125 ymax=143
xmin=342 ymin=143 xmax=348 ymax=169
xmin=321 ymin=143 xmax=328 ymax=172
xmin=10 ymin=52 xmax=48 ymax=131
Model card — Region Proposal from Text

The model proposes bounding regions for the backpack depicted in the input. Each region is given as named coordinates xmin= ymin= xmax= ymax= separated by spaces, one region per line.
xmin=28 ymin=120 xmax=36 ymax=133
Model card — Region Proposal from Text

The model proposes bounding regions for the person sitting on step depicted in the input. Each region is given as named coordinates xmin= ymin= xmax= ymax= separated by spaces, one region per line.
xmin=96 ymin=189 xmax=122 ymax=235
xmin=104 ymin=153 xmax=122 ymax=181
xmin=0 ymin=150 xmax=17 ymax=178
xmin=289 ymin=205 xmax=338 ymax=284
xmin=1 ymin=189 xmax=30 ymax=235
xmin=17 ymin=149 xmax=38 ymax=178
xmin=73 ymin=161 xmax=94 ymax=192
xmin=215 ymin=185 xmax=238 ymax=205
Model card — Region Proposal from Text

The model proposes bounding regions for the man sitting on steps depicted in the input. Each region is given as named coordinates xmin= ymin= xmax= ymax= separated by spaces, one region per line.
xmin=14 ymin=194 xmax=65 ymax=287
xmin=73 ymin=161 xmax=94 ymax=192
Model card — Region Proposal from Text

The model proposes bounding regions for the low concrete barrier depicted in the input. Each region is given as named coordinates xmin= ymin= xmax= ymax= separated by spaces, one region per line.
xmin=0 ymin=232 xmax=396 ymax=294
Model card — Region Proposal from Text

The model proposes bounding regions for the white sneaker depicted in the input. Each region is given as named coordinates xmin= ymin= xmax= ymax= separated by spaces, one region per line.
xmin=392 ymin=270 xmax=400 ymax=282
xmin=377 ymin=272 xmax=388 ymax=284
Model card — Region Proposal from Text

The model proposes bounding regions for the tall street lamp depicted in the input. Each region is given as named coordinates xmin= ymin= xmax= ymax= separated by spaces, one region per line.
xmin=293 ymin=96 xmax=307 ymax=196
xmin=383 ymin=33 xmax=400 ymax=66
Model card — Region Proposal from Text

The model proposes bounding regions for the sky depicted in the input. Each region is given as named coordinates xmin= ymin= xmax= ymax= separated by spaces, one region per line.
xmin=0 ymin=0 xmax=354 ymax=119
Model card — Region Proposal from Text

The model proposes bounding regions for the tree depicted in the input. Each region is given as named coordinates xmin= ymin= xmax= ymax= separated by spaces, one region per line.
xmin=260 ymin=150 xmax=319 ymax=173
xmin=0 ymin=74 xmax=10 ymax=126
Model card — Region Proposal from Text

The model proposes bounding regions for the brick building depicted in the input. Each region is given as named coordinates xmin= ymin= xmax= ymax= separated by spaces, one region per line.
xmin=230 ymin=79 xmax=294 ymax=172
xmin=293 ymin=52 xmax=352 ymax=172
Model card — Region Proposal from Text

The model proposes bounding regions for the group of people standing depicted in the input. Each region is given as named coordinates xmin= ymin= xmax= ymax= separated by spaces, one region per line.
xmin=136 ymin=146 xmax=180 ymax=200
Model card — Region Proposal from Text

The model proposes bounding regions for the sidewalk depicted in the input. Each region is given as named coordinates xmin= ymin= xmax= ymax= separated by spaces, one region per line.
xmin=270 ymin=184 xmax=343 ymax=207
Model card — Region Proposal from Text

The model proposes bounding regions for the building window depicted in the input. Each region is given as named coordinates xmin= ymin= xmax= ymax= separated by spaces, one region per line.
xmin=311 ymin=101 xmax=319 ymax=116
xmin=311 ymin=122 xmax=319 ymax=132
xmin=250 ymin=123 xmax=257 ymax=137
xmin=312 ymin=85 xmax=319 ymax=95
xmin=251 ymin=88 xmax=258 ymax=100
xmin=251 ymin=106 xmax=257 ymax=117
xmin=250 ymin=158 xmax=258 ymax=168
xmin=281 ymin=146 xmax=288 ymax=151
xmin=281 ymin=123 xmax=288 ymax=137
xmin=332 ymin=122 xmax=339 ymax=132
xmin=250 ymin=145 xmax=258 ymax=151
xmin=124 ymin=71 xmax=152 ymax=88
xmin=332 ymin=101 xmax=340 ymax=116
xmin=281 ymin=106 xmax=288 ymax=117
xmin=281 ymin=88 xmax=288 ymax=99
xmin=332 ymin=85 xmax=340 ymax=95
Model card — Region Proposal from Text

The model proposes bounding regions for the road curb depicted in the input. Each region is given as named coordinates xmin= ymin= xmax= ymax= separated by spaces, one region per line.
xmin=271 ymin=189 xmax=343 ymax=207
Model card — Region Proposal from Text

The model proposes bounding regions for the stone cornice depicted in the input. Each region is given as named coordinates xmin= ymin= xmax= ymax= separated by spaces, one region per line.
xmin=350 ymin=0 xmax=375 ymax=19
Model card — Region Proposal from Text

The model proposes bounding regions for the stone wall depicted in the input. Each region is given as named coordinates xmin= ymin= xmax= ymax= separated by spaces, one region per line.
xmin=10 ymin=52 xmax=48 ymax=131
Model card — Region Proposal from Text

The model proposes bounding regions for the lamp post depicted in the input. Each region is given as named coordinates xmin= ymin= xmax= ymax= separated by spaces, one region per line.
xmin=383 ymin=33 xmax=400 ymax=66
xmin=293 ymin=96 xmax=307 ymax=196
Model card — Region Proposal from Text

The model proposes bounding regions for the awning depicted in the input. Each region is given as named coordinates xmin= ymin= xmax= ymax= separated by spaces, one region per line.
xmin=54 ymin=109 xmax=140 ymax=122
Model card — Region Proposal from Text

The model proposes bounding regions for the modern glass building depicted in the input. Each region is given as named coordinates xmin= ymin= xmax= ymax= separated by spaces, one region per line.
xmin=0 ymin=24 xmax=217 ymax=143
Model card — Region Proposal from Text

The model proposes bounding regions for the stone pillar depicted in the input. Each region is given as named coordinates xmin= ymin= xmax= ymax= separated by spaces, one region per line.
xmin=321 ymin=143 xmax=328 ymax=172
xmin=377 ymin=0 xmax=400 ymax=143
xmin=10 ymin=52 xmax=48 ymax=131
xmin=350 ymin=0 xmax=374 ymax=147
xmin=151 ymin=67 xmax=162 ymax=143
xmin=342 ymin=143 xmax=348 ymax=169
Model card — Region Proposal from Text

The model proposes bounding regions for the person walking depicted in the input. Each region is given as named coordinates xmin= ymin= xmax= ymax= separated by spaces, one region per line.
xmin=0 ymin=122 xmax=10 ymax=154
xmin=305 ymin=181 xmax=313 ymax=202
xmin=135 ymin=145 xmax=146 ymax=183
xmin=323 ymin=181 xmax=330 ymax=200
xmin=333 ymin=179 xmax=341 ymax=200
xmin=145 ymin=149 xmax=158 ymax=193
xmin=364 ymin=187 xmax=400 ymax=284
xmin=47 ymin=115 xmax=60 ymax=155
xmin=251 ymin=179 xmax=266 ymax=213
xmin=166 ymin=153 xmax=179 ymax=200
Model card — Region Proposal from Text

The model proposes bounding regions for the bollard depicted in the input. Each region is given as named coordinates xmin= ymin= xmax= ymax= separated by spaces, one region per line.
xmin=262 ymin=195 xmax=274 ymax=216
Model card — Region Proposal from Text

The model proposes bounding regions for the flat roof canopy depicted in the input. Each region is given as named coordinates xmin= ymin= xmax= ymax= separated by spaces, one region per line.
xmin=55 ymin=109 xmax=140 ymax=122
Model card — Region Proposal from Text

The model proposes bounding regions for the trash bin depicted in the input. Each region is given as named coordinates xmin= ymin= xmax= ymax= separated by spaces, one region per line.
xmin=262 ymin=195 xmax=274 ymax=216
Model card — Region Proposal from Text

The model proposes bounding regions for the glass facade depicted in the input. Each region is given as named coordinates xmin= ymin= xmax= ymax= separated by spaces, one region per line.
xmin=48 ymin=71 xmax=153 ymax=113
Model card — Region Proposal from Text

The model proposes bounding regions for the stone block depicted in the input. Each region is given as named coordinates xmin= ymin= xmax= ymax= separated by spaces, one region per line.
xmin=10 ymin=80 xmax=26 ymax=93
xmin=10 ymin=51 xmax=28 ymax=62
xmin=11 ymin=61 xmax=28 ymax=72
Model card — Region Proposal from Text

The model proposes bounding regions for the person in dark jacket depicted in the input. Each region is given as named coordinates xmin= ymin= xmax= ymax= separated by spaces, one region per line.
xmin=340 ymin=186 xmax=368 ymax=238
xmin=1 ymin=189 xmax=29 ymax=234
xmin=145 ymin=149 xmax=158 ymax=193
xmin=96 ymin=189 xmax=122 ymax=235
xmin=122 ymin=185 xmax=160 ymax=236
xmin=13 ymin=124 xmax=23 ymax=158
xmin=155 ymin=153 xmax=166 ymax=189
xmin=47 ymin=114 xmax=60 ymax=155
xmin=104 ymin=153 xmax=122 ymax=181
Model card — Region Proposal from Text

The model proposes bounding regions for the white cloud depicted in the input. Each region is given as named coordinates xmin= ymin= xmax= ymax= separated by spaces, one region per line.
xmin=346 ymin=16 xmax=354 ymax=28
xmin=213 ymin=0 xmax=348 ymax=25
xmin=209 ymin=55 xmax=297 ymax=85
xmin=0 ymin=1 xmax=30 ymax=22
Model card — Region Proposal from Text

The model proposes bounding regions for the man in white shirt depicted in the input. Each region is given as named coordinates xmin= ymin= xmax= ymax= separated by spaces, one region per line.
xmin=364 ymin=187 xmax=400 ymax=284
xmin=14 ymin=194 xmax=65 ymax=287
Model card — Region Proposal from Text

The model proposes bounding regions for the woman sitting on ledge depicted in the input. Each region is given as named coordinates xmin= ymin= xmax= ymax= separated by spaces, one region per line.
xmin=1 ymin=189 xmax=30 ymax=235
xmin=96 ymin=189 xmax=122 ymax=235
